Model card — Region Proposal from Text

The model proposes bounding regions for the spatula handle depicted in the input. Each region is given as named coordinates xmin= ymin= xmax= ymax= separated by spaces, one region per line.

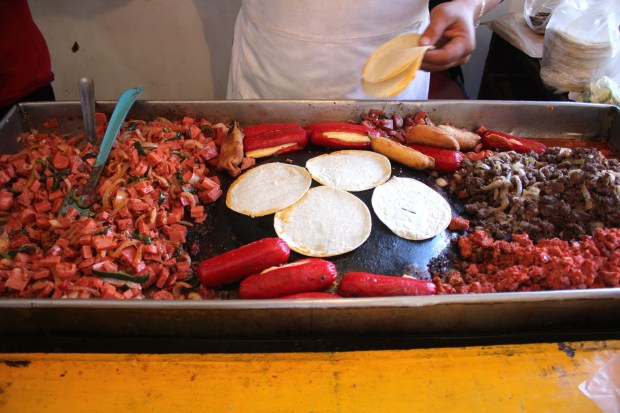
xmin=78 ymin=77 xmax=96 ymax=144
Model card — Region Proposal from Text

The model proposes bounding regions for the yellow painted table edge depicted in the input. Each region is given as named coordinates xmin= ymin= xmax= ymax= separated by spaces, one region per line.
xmin=1 ymin=340 xmax=618 ymax=413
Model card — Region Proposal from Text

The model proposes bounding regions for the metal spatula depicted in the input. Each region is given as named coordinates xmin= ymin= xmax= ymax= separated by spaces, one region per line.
xmin=59 ymin=85 xmax=144 ymax=217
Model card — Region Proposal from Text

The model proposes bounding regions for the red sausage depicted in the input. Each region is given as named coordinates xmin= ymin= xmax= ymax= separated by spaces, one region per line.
xmin=243 ymin=127 xmax=309 ymax=156
xmin=479 ymin=129 xmax=547 ymax=154
xmin=197 ymin=238 xmax=291 ymax=288
xmin=242 ymin=123 xmax=302 ymax=137
xmin=306 ymin=122 xmax=380 ymax=149
xmin=277 ymin=292 xmax=341 ymax=299
xmin=239 ymin=258 xmax=338 ymax=299
xmin=407 ymin=144 xmax=464 ymax=172
xmin=337 ymin=272 xmax=437 ymax=297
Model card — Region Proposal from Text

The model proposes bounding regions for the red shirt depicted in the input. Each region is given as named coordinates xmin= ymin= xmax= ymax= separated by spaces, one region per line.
xmin=0 ymin=0 xmax=54 ymax=107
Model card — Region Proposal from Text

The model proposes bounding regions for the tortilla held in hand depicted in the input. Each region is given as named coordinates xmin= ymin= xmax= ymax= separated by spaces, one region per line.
xmin=361 ymin=33 xmax=432 ymax=98
xmin=372 ymin=177 xmax=451 ymax=241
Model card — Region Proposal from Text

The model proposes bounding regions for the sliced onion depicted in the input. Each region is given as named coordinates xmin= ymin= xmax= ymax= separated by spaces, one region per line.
xmin=581 ymin=183 xmax=593 ymax=210
xmin=183 ymin=139 xmax=204 ymax=151
xmin=482 ymin=177 xmax=509 ymax=191
xmin=111 ymin=239 xmax=137 ymax=258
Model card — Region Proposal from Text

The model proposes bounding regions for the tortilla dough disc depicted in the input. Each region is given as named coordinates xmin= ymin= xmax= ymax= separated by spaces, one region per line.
xmin=371 ymin=177 xmax=451 ymax=241
xmin=305 ymin=150 xmax=392 ymax=192
xmin=274 ymin=186 xmax=372 ymax=257
xmin=226 ymin=163 xmax=312 ymax=217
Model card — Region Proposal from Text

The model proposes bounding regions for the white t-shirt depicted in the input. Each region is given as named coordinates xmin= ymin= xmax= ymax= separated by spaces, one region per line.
xmin=227 ymin=0 xmax=430 ymax=100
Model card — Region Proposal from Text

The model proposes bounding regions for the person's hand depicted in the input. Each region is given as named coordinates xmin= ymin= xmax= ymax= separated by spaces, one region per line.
xmin=419 ymin=0 xmax=480 ymax=72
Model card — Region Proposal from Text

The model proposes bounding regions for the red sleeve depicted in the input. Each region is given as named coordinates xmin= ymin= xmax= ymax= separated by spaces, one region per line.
xmin=0 ymin=0 xmax=54 ymax=107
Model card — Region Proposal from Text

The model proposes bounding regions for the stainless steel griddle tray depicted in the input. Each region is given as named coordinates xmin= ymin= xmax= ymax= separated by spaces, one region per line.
xmin=0 ymin=100 xmax=618 ymax=340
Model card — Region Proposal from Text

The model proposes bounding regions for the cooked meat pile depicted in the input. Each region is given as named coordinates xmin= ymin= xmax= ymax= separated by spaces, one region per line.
xmin=433 ymin=227 xmax=620 ymax=293
xmin=449 ymin=147 xmax=620 ymax=241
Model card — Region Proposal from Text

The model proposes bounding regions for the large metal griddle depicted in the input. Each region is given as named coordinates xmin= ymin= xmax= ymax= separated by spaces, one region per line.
xmin=205 ymin=148 xmax=455 ymax=283
xmin=0 ymin=100 xmax=619 ymax=344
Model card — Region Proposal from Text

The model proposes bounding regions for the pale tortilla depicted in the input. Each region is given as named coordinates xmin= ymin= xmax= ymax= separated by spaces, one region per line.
xmin=362 ymin=62 xmax=419 ymax=98
xmin=361 ymin=33 xmax=432 ymax=98
xmin=305 ymin=150 xmax=392 ymax=192
xmin=371 ymin=177 xmax=451 ymax=241
xmin=226 ymin=163 xmax=312 ymax=217
xmin=362 ymin=33 xmax=423 ymax=82
xmin=274 ymin=186 xmax=372 ymax=257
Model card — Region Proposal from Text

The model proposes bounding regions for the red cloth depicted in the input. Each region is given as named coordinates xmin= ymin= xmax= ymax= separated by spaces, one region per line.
xmin=0 ymin=0 xmax=54 ymax=107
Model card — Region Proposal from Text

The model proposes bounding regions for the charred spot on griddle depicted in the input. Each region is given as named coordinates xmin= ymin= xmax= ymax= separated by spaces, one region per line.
xmin=428 ymin=246 xmax=460 ymax=280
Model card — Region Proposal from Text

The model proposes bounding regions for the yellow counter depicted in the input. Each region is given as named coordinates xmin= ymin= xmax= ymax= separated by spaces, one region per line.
xmin=1 ymin=340 xmax=618 ymax=412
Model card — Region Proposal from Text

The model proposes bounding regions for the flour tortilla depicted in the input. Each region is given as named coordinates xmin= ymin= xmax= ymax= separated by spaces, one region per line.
xmin=372 ymin=177 xmax=451 ymax=240
xmin=274 ymin=186 xmax=372 ymax=257
xmin=226 ymin=163 xmax=312 ymax=217
xmin=305 ymin=150 xmax=392 ymax=192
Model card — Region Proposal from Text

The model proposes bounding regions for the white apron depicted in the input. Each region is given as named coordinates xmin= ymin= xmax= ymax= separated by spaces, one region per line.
xmin=227 ymin=0 xmax=430 ymax=100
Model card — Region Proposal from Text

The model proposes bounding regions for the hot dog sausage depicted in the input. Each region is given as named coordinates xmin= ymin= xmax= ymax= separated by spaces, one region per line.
xmin=197 ymin=238 xmax=291 ymax=288
xmin=337 ymin=272 xmax=437 ymax=297
xmin=277 ymin=292 xmax=341 ymax=299
xmin=239 ymin=258 xmax=337 ymax=299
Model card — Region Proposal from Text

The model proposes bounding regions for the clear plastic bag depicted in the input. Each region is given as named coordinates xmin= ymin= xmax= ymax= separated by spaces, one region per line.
xmin=540 ymin=0 xmax=620 ymax=93
xmin=523 ymin=0 xmax=561 ymax=34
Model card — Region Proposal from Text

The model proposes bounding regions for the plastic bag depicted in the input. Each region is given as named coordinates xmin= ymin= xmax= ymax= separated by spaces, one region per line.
xmin=578 ymin=355 xmax=620 ymax=413
xmin=523 ymin=0 xmax=561 ymax=34
xmin=540 ymin=0 xmax=620 ymax=93
xmin=570 ymin=49 xmax=620 ymax=104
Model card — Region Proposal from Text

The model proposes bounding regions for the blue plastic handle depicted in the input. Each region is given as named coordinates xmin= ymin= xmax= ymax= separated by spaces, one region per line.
xmin=95 ymin=86 xmax=144 ymax=169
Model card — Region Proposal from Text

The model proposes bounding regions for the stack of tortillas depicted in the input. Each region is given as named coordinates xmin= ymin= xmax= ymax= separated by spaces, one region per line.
xmin=361 ymin=33 xmax=432 ymax=98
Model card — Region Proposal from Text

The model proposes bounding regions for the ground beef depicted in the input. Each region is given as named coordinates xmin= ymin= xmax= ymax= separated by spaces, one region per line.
xmin=433 ymin=227 xmax=620 ymax=294
xmin=449 ymin=147 xmax=620 ymax=241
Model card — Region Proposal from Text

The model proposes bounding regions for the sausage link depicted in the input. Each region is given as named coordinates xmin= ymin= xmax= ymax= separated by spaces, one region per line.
xmin=239 ymin=258 xmax=337 ymax=299
xmin=197 ymin=238 xmax=291 ymax=288
xmin=407 ymin=144 xmax=464 ymax=172
xmin=277 ymin=292 xmax=341 ymax=299
xmin=337 ymin=272 xmax=437 ymax=297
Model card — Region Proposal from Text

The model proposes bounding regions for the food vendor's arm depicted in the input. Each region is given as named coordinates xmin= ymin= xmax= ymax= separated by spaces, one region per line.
xmin=420 ymin=0 xmax=504 ymax=72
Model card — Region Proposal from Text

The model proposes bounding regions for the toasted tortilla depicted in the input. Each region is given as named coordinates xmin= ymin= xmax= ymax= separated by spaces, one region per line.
xmin=371 ymin=177 xmax=451 ymax=241
xmin=305 ymin=150 xmax=392 ymax=192
xmin=226 ymin=162 xmax=312 ymax=217
xmin=274 ymin=186 xmax=372 ymax=257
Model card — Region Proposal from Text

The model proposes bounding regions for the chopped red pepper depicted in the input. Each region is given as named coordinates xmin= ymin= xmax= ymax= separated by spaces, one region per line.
xmin=479 ymin=128 xmax=547 ymax=154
